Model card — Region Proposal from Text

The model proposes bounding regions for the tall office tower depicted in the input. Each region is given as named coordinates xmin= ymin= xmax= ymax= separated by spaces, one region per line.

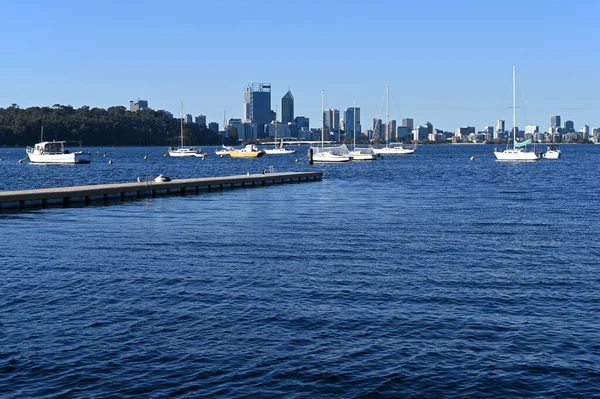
xmin=343 ymin=106 xmax=361 ymax=136
xmin=563 ymin=120 xmax=574 ymax=132
xmin=582 ymin=124 xmax=590 ymax=139
xmin=386 ymin=120 xmax=397 ymax=140
xmin=130 ymin=99 xmax=149 ymax=112
xmin=551 ymin=115 xmax=561 ymax=131
xmin=243 ymin=83 xmax=272 ymax=124
xmin=497 ymin=119 xmax=505 ymax=133
xmin=208 ymin=122 xmax=219 ymax=133
xmin=323 ymin=109 xmax=340 ymax=131
xmin=184 ymin=114 xmax=193 ymax=124
xmin=281 ymin=91 xmax=294 ymax=124
xmin=424 ymin=121 xmax=433 ymax=134
xmin=402 ymin=118 xmax=414 ymax=131
xmin=294 ymin=116 xmax=310 ymax=129
xmin=195 ymin=114 xmax=207 ymax=127
xmin=373 ymin=118 xmax=383 ymax=139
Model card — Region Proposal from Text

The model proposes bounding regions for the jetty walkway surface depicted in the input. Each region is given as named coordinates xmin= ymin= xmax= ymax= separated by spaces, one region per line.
xmin=0 ymin=171 xmax=322 ymax=212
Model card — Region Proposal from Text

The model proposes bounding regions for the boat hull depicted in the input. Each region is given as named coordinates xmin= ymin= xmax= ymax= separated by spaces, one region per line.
xmin=348 ymin=150 xmax=378 ymax=160
xmin=229 ymin=151 xmax=265 ymax=158
xmin=264 ymin=148 xmax=297 ymax=155
xmin=373 ymin=147 xmax=415 ymax=155
xmin=494 ymin=149 xmax=540 ymax=161
xmin=26 ymin=152 xmax=91 ymax=164
xmin=312 ymin=153 xmax=351 ymax=163
xmin=543 ymin=150 xmax=560 ymax=159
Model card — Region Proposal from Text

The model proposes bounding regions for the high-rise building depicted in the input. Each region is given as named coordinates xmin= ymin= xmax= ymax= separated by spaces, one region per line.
xmin=130 ymin=99 xmax=149 ymax=112
xmin=551 ymin=115 xmax=561 ymax=130
xmin=372 ymin=118 xmax=383 ymax=139
xmin=525 ymin=125 xmax=539 ymax=134
xmin=397 ymin=126 xmax=409 ymax=140
xmin=294 ymin=116 xmax=309 ymax=129
xmin=402 ymin=118 xmax=414 ymax=131
xmin=208 ymin=122 xmax=219 ymax=133
xmin=497 ymin=119 xmax=505 ymax=133
xmin=184 ymin=114 xmax=193 ymax=124
xmin=582 ymin=124 xmax=590 ymax=139
xmin=281 ymin=91 xmax=294 ymax=124
xmin=343 ymin=107 xmax=361 ymax=136
xmin=323 ymin=109 xmax=340 ymax=131
xmin=386 ymin=120 xmax=397 ymax=140
xmin=195 ymin=114 xmax=207 ymax=127
xmin=243 ymin=83 xmax=271 ymax=124
xmin=563 ymin=120 xmax=574 ymax=132
xmin=424 ymin=121 xmax=433 ymax=134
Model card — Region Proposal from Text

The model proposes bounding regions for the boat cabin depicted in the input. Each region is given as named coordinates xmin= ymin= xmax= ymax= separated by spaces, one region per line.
xmin=36 ymin=141 xmax=67 ymax=154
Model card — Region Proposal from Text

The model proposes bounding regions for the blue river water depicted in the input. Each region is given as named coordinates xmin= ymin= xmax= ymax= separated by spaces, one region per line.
xmin=1 ymin=144 xmax=600 ymax=398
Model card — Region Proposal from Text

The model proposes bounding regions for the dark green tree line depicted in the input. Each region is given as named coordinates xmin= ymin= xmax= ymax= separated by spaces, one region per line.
xmin=0 ymin=104 xmax=219 ymax=146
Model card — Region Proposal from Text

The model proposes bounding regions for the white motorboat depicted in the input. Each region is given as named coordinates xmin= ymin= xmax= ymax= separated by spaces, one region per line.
xmin=494 ymin=67 xmax=541 ymax=162
xmin=310 ymin=90 xmax=351 ymax=163
xmin=264 ymin=139 xmax=297 ymax=155
xmin=168 ymin=102 xmax=206 ymax=158
xmin=543 ymin=145 xmax=561 ymax=159
xmin=26 ymin=140 xmax=91 ymax=164
xmin=373 ymin=145 xmax=415 ymax=155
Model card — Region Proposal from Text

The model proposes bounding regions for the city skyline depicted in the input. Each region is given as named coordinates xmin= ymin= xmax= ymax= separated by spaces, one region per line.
xmin=2 ymin=1 xmax=599 ymax=130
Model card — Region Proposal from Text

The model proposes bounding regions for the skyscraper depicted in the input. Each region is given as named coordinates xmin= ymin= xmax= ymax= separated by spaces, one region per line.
xmin=563 ymin=120 xmax=574 ymax=132
xmin=551 ymin=115 xmax=561 ymax=130
xmin=373 ymin=119 xmax=383 ymax=139
xmin=243 ymin=83 xmax=271 ymax=124
xmin=386 ymin=120 xmax=397 ymax=140
xmin=195 ymin=114 xmax=207 ymax=127
xmin=497 ymin=119 xmax=505 ymax=133
xmin=281 ymin=91 xmax=294 ymax=124
xmin=343 ymin=106 xmax=361 ymax=136
xmin=323 ymin=109 xmax=340 ymax=131
xmin=402 ymin=118 xmax=414 ymax=131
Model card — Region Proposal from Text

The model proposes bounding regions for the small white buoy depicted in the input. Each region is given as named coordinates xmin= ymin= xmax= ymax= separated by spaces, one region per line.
xmin=164 ymin=153 xmax=168 ymax=157
xmin=470 ymin=156 xmax=475 ymax=161
xmin=108 ymin=160 xmax=113 ymax=164
xmin=0 ymin=158 xmax=3 ymax=161
xmin=144 ymin=155 xmax=148 ymax=160
xmin=18 ymin=158 xmax=24 ymax=163
xmin=220 ymin=154 xmax=224 ymax=158
xmin=295 ymin=158 xmax=299 ymax=163
xmin=202 ymin=157 xmax=206 ymax=161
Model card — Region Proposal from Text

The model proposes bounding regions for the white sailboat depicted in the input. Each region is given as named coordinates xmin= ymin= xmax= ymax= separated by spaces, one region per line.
xmin=494 ymin=67 xmax=541 ymax=162
xmin=169 ymin=102 xmax=206 ymax=158
xmin=26 ymin=126 xmax=91 ymax=164
xmin=348 ymin=101 xmax=377 ymax=160
xmin=310 ymin=90 xmax=351 ymax=163
xmin=264 ymin=106 xmax=297 ymax=155
xmin=372 ymin=86 xmax=416 ymax=155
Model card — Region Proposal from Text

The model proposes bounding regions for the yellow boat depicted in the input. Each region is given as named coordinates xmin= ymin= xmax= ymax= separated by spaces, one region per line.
xmin=229 ymin=144 xmax=265 ymax=158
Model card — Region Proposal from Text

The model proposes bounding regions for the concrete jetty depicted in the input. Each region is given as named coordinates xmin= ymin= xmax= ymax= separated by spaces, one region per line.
xmin=0 ymin=171 xmax=322 ymax=212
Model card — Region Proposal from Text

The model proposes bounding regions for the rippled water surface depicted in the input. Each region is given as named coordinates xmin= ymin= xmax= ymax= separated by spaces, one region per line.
xmin=1 ymin=145 xmax=600 ymax=397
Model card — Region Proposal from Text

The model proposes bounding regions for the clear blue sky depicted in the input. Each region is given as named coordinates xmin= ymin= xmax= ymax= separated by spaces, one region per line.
xmin=2 ymin=0 xmax=599 ymax=132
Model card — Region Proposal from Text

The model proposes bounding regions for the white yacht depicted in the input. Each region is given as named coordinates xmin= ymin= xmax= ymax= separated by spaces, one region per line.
xmin=372 ymin=86 xmax=416 ymax=156
xmin=348 ymin=101 xmax=378 ymax=161
xmin=26 ymin=141 xmax=91 ymax=164
xmin=168 ymin=102 xmax=206 ymax=158
xmin=310 ymin=90 xmax=351 ymax=163
xmin=494 ymin=67 xmax=541 ymax=162
xmin=215 ymin=145 xmax=234 ymax=156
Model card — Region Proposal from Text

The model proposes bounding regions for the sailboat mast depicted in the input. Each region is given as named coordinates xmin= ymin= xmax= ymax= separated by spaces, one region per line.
xmin=275 ymin=104 xmax=278 ymax=143
xmin=513 ymin=67 xmax=516 ymax=149
xmin=41 ymin=125 xmax=44 ymax=142
xmin=180 ymin=101 xmax=184 ymax=148
xmin=321 ymin=90 xmax=324 ymax=150
xmin=386 ymin=85 xmax=389 ymax=144
xmin=353 ymin=101 xmax=356 ymax=150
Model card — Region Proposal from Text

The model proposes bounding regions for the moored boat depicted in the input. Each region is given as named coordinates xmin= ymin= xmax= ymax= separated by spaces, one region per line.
xmin=229 ymin=144 xmax=265 ymax=158
xmin=26 ymin=141 xmax=91 ymax=164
